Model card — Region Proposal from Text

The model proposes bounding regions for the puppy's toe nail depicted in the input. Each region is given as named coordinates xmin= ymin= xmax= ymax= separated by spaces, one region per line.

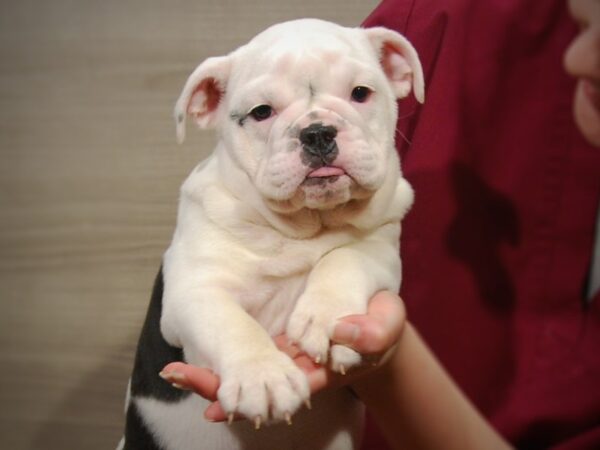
xmin=314 ymin=355 xmax=321 ymax=364
xmin=227 ymin=413 xmax=234 ymax=425
xmin=304 ymin=398 xmax=312 ymax=410
xmin=339 ymin=365 xmax=346 ymax=375
xmin=285 ymin=411 xmax=292 ymax=425
xmin=254 ymin=416 xmax=262 ymax=430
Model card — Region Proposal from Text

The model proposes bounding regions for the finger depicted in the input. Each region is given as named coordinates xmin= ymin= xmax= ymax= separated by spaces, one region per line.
xmin=306 ymin=360 xmax=378 ymax=394
xmin=293 ymin=354 xmax=322 ymax=374
xmin=306 ymin=365 xmax=339 ymax=393
xmin=306 ymin=366 xmax=329 ymax=393
xmin=160 ymin=362 xmax=221 ymax=401
xmin=354 ymin=290 xmax=405 ymax=353
xmin=332 ymin=291 xmax=406 ymax=354
xmin=275 ymin=335 xmax=325 ymax=374
xmin=274 ymin=334 xmax=303 ymax=359
xmin=204 ymin=400 xmax=229 ymax=422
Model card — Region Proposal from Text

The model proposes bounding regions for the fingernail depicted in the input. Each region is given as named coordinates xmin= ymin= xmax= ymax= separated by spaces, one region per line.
xmin=171 ymin=382 xmax=192 ymax=391
xmin=203 ymin=409 xmax=218 ymax=422
xmin=334 ymin=322 xmax=360 ymax=344
xmin=159 ymin=370 xmax=187 ymax=384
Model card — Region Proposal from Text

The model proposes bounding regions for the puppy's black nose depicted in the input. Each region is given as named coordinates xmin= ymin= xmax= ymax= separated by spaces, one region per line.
xmin=299 ymin=123 xmax=338 ymax=161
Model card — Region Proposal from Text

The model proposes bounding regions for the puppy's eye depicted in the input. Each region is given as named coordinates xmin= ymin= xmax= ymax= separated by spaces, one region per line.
xmin=351 ymin=86 xmax=373 ymax=103
xmin=249 ymin=104 xmax=274 ymax=121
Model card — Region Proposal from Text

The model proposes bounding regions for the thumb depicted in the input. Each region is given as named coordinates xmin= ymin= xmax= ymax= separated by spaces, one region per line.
xmin=332 ymin=291 xmax=406 ymax=354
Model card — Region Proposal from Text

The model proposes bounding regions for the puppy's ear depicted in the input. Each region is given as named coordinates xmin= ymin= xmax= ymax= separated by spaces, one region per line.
xmin=174 ymin=56 xmax=231 ymax=143
xmin=365 ymin=27 xmax=425 ymax=103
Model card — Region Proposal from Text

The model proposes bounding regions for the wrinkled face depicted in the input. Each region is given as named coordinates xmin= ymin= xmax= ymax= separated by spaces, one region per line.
xmin=564 ymin=0 xmax=600 ymax=147
xmin=175 ymin=20 xmax=424 ymax=211
xmin=226 ymin=44 xmax=397 ymax=211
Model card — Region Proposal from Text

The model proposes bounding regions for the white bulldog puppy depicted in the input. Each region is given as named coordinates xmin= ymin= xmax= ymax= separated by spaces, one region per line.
xmin=121 ymin=18 xmax=423 ymax=450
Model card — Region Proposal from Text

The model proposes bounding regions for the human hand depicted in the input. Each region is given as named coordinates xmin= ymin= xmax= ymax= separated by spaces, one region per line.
xmin=159 ymin=290 xmax=406 ymax=422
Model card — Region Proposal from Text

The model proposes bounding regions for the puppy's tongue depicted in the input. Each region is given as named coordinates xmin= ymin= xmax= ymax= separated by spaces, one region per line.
xmin=307 ymin=166 xmax=345 ymax=178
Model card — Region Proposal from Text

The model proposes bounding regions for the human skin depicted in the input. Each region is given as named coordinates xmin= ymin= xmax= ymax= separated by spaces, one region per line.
xmin=347 ymin=315 xmax=511 ymax=450
xmin=564 ymin=0 xmax=600 ymax=147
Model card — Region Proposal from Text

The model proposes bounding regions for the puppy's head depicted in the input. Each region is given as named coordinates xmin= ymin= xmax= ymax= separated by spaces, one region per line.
xmin=175 ymin=19 xmax=423 ymax=212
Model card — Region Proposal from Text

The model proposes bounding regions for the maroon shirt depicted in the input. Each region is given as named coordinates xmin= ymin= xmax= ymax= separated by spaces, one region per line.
xmin=362 ymin=0 xmax=600 ymax=448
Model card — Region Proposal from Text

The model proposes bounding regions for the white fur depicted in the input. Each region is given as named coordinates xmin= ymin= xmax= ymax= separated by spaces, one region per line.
xmin=136 ymin=388 xmax=364 ymax=450
xmin=133 ymin=19 xmax=423 ymax=450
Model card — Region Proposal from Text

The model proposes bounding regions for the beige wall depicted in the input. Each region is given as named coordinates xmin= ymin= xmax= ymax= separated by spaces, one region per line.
xmin=0 ymin=1 xmax=379 ymax=448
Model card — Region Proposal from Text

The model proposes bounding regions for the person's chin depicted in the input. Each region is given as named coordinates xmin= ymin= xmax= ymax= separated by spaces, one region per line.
xmin=574 ymin=79 xmax=600 ymax=147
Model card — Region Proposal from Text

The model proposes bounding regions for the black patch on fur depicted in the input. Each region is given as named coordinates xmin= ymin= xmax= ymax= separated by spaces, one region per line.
xmin=302 ymin=177 xmax=327 ymax=187
xmin=230 ymin=112 xmax=247 ymax=127
xmin=301 ymin=146 xmax=339 ymax=168
xmin=124 ymin=403 xmax=163 ymax=450
xmin=129 ymin=267 xmax=191 ymax=402
xmin=287 ymin=125 xmax=301 ymax=138
xmin=287 ymin=141 xmax=299 ymax=152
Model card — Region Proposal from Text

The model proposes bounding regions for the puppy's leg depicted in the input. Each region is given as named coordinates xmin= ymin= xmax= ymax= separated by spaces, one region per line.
xmin=161 ymin=282 xmax=310 ymax=424
xmin=287 ymin=222 xmax=401 ymax=372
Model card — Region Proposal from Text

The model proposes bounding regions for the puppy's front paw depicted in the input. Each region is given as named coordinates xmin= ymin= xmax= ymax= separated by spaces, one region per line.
xmin=287 ymin=300 xmax=363 ymax=373
xmin=217 ymin=351 xmax=310 ymax=425
xmin=287 ymin=305 xmax=330 ymax=365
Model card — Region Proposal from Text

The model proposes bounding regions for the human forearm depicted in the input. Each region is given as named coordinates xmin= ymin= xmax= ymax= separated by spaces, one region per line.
xmin=353 ymin=323 xmax=512 ymax=450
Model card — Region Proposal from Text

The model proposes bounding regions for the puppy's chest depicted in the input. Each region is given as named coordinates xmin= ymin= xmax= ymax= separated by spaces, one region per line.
xmin=232 ymin=234 xmax=348 ymax=335
xmin=238 ymin=272 xmax=308 ymax=336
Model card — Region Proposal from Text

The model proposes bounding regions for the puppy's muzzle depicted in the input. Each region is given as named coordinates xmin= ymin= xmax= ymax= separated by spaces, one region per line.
xmin=299 ymin=123 xmax=339 ymax=168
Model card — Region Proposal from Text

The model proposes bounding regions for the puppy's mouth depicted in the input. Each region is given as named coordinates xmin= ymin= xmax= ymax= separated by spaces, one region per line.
xmin=306 ymin=166 xmax=346 ymax=178
xmin=302 ymin=166 xmax=348 ymax=187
